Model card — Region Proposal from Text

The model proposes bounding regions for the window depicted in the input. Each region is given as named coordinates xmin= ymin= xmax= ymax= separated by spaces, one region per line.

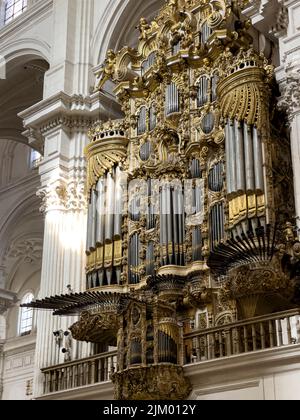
xmin=19 ymin=293 xmax=34 ymax=336
xmin=4 ymin=0 xmax=27 ymax=24
xmin=29 ymin=149 xmax=42 ymax=169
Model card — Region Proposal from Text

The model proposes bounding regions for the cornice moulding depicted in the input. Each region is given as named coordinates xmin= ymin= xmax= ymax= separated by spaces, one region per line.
xmin=19 ymin=91 xmax=122 ymax=133
xmin=4 ymin=334 xmax=36 ymax=354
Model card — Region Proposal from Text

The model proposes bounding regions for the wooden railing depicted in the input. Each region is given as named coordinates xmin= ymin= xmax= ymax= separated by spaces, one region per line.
xmin=184 ymin=309 xmax=300 ymax=364
xmin=41 ymin=351 xmax=117 ymax=394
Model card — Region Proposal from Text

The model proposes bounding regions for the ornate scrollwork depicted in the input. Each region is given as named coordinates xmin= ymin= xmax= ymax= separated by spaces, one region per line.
xmin=112 ymin=365 xmax=191 ymax=401
xmin=70 ymin=311 xmax=119 ymax=345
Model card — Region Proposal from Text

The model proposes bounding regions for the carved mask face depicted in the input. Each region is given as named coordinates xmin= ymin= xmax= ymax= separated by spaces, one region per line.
xmin=293 ymin=243 xmax=300 ymax=258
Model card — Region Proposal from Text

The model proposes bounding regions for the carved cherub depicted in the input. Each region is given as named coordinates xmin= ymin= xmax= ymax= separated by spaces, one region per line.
xmin=137 ymin=17 xmax=151 ymax=40
xmin=96 ymin=49 xmax=116 ymax=91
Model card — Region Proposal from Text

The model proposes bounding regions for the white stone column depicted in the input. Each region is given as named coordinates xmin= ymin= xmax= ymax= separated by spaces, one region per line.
xmin=44 ymin=0 xmax=94 ymax=98
xmin=278 ymin=72 xmax=300 ymax=236
xmin=0 ymin=339 xmax=4 ymax=400
xmin=291 ymin=110 xmax=300 ymax=236
xmin=276 ymin=0 xmax=300 ymax=236
xmin=32 ymin=176 xmax=88 ymax=397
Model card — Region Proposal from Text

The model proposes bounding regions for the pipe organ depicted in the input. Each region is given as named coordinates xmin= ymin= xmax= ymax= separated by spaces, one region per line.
xmin=27 ymin=0 xmax=297 ymax=401
xmin=86 ymin=166 xmax=124 ymax=288
xmin=201 ymin=22 xmax=213 ymax=45
xmin=82 ymin=0 xmax=296 ymax=396
xmin=166 ymin=83 xmax=180 ymax=115
xmin=197 ymin=76 xmax=208 ymax=108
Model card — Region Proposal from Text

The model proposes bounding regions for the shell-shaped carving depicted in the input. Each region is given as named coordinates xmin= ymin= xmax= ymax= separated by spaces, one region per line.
xmin=207 ymin=11 xmax=223 ymax=29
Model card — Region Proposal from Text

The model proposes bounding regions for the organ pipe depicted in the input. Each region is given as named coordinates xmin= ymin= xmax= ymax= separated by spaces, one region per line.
xmin=210 ymin=203 xmax=225 ymax=250
xmin=244 ymin=123 xmax=255 ymax=192
xmin=105 ymin=172 xmax=115 ymax=243
xmin=253 ymin=127 xmax=264 ymax=192
xmin=137 ymin=107 xmax=147 ymax=135
xmin=114 ymin=167 xmax=122 ymax=239
xmin=225 ymin=122 xmax=232 ymax=194
xmin=166 ymin=83 xmax=179 ymax=115
xmin=229 ymin=121 xmax=237 ymax=193
xmin=96 ymin=178 xmax=105 ymax=246
xmin=235 ymin=120 xmax=246 ymax=192
xmin=172 ymin=187 xmax=179 ymax=265
xmin=201 ymin=22 xmax=212 ymax=45
xmin=146 ymin=242 xmax=155 ymax=276
xmin=86 ymin=198 xmax=93 ymax=252
xmin=149 ymin=106 xmax=156 ymax=131
xmin=211 ymin=75 xmax=218 ymax=102
xmin=178 ymin=186 xmax=185 ymax=266
xmin=197 ymin=77 xmax=208 ymax=108
xmin=166 ymin=186 xmax=174 ymax=264
xmin=191 ymin=159 xmax=201 ymax=179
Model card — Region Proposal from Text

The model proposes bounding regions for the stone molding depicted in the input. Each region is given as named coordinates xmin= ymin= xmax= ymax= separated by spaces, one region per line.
xmin=6 ymin=238 xmax=43 ymax=263
xmin=37 ymin=180 xmax=87 ymax=213
xmin=278 ymin=68 xmax=300 ymax=117
xmin=19 ymin=91 xmax=122 ymax=137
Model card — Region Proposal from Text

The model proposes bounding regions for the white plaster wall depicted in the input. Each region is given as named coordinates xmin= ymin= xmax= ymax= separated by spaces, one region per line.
xmin=192 ymin=370 xmax=300 ymax=400
xmin=2 ymin=339 xmax=36 ymax=400
xmin=187 ymin=345 xmax=300 ymax=401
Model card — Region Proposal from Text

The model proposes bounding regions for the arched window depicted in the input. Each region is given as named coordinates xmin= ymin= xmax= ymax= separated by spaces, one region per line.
xmin=29 ymin=149 xmax=42 ymax=169
xmin=4 ymin=0 xmax=27 ymax=24
xmin=19 ymin=293 xmax=34 ymax=336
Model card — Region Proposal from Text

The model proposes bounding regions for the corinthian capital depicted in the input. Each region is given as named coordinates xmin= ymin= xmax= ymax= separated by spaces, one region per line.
xmin=37 ymin=181 xmax=87 ymax=213
xmin=278 ymin=69 xmax=300 ymax=117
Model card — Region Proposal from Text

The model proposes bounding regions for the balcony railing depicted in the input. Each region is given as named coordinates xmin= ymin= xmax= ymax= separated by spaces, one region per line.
xmin=41 ymin=350 xmax=117 ymax=395
xmin=41 ymin=310 xmax=300 ymax=395
xmin=184 ymin=309 xmax=300 ymax=364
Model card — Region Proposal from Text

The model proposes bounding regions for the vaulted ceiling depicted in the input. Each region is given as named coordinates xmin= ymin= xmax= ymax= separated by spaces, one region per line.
xmin=0 ymin=55 xmax=48 ymax=145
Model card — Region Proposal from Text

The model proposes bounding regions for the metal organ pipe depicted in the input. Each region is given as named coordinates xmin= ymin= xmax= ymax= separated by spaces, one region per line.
xmin=86 ymin=197 xmax=93 ymax=252
xmin=138 ymin=107 xmax=147 ymax=135
xmin=166 ymin=186 xmax=174 ymax=264
xmin=160 ymin=187 xmax=167 ymax=266
xmin=212 ymin=75 xmax=218 ymax=102
xmin=198 ymin=77 xmax=208 ymax=108
xmin=105 ymin=172 xmax=115 ymax=243
xmin=96 ymin=178 xmax=105 ymax=246
xmin=114 ymin=167 xmax=122 ymax=239
xmin=166 ymin=83 xmax=179 ymax=115
xmin=172 ymin=187 xmax=179 ymax=265
xmin=225 ymin=122 xmax=232 ymax=194
xmin=90 ymin=189 xmax=97 ymax=251
xmin=177 ymin=186 xmax=185 ymax=266
xmin=235 ymin=120 xmax=246 ymax=192
xmin=244 ymin=123 xmax=255 ymax=192
xmin=146 ymin=242 xmax=155 ymax=276
xmin=149 ymin=106 xmax=156 ymax=131
xmin=229 ymin=121 xmax=237 ymax=193
xmin=253 ymin=127 xmax=264 ymax=192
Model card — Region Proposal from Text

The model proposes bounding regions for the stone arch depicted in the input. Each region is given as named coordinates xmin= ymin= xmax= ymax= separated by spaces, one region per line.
xmin=1 ymin=38 xmax=51 ymax=64
xmin=92 ymin=0 xmax=165 ymax=65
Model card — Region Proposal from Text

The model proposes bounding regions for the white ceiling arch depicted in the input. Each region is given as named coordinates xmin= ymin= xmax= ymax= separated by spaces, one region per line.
xmin=0 ymin=53 xmax=49 ymax=147
xmin=92 ymin=0 xmax=165 ymax=66
xmin=1 ymin=37 xmax=51 ymax=64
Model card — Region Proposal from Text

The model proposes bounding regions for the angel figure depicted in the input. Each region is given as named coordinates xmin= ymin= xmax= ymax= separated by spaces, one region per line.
xmin=138 ymin=18 xmax=151 ymax=40
xmin=96 ymin=49 xmax=116 ymax=91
